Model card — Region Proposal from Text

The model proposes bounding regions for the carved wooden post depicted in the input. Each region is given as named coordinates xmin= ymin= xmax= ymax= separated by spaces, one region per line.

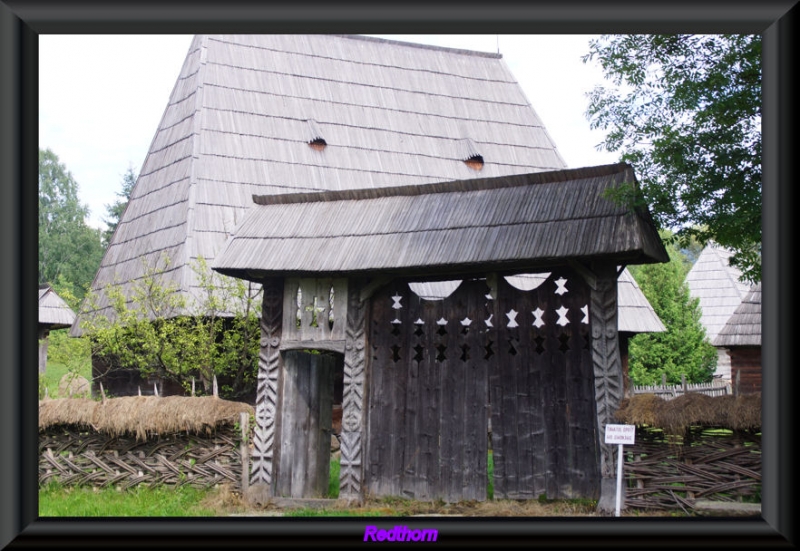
xmin=339 ymin=277 xmax=367 ymax=502
xmin=590 ymin=263 xmax=624 ymax=512
xmin=250 ymin=278 xmax=284 ymax=491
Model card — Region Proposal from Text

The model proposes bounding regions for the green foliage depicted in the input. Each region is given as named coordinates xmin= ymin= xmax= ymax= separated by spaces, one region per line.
xmin=584 ymin=35 xmax=761 ymax=283
xmin=103 ymin=165 xmax=136 ymax=248
xmin=39 ymin=148 xmax=106 ymax=299
xmin=627 ymin=234 xmax=718 ymax=385
xmin=79 ymin=255 xmax=261 ymax=400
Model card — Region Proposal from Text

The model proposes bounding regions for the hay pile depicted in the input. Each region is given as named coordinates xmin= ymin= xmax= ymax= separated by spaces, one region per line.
xmin=615 ymin=392 xmax=761 ymax=435
xmin=39 ymin=396 xmax=254 ymax=441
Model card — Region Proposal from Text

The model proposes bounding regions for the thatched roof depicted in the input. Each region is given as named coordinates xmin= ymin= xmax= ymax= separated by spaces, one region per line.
xmin=615 ymin=392 xmax=761 ymax=435
xmin=685 ymin=244 xmax=751 ymax=342
xmin=73 ymin=34 xmax=569 ymax=335
xmin=712 ymin=283 xmax=761 ymax=347
xmin=213 ymin=163 xmax=668 ymax=280
xmin=39 ymin=396 xmax=254 ymax=441
xmin=38 ymin=285 xmax=76 ymax=329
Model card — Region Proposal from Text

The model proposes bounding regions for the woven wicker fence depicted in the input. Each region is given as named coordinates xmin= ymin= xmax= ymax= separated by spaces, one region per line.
xmin=38 ymin=396 xmax=253 ymax=491
xmin=39 ymin=425 xmax=247 ymax=490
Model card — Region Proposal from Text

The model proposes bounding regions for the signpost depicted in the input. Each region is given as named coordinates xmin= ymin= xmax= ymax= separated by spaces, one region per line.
xmin=604 ymin=424 xmax=636 ymax=517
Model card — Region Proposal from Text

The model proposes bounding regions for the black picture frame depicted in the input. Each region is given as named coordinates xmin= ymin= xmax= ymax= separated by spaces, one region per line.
xmin=2 ymin=1 xmax=796 ymax=547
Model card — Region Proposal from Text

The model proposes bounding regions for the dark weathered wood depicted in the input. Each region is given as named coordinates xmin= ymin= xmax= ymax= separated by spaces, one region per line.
xmin=275 ymin=350 xmax=335 ymax=498
xmin=250 ymin=278 xmax=283 ymax=489
xmin=339 ymin=277 xmax=368 ymax=501
xmin=366 ymin=279 xmax=489 ymax=502
xmin=730 ymin=347 xmax=761 ymax=394
xmin=491 ymin=270 xmax=599 ymax=500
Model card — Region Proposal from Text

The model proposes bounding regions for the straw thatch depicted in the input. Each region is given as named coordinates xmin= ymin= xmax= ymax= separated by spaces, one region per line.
xmin=213 ymin=163 xmax=668 ymax=280
xmin=615 ymin=392 xmax=761 ymax=435
xmin=73 ymin=34 xmax=570 ymax=334
xmin=39 ymin=396 xmax=254 ymax=441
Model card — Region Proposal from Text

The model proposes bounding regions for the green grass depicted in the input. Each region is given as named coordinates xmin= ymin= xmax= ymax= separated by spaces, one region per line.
xmin=40 ymin=359 xmax=92 ymax=399
xmin=39 ymin=483 xmax=217 ymax=517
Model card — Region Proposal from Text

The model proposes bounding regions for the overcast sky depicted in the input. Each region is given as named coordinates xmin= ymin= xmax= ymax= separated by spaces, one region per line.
xmin=39 ymin=34 xmax=620 ymax=230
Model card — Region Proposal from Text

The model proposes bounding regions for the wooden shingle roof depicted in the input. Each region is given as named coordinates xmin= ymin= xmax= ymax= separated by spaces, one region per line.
xmin=213 ymin=163 xmax=668 ymax=279
xmin=73 ymin=34 xmax=570 ymax=335
xmin=685 ymin=244 xmax=752 ymax=342
xmin=39 ymin=286 xmax=76 ymax=329
xmin=712 ymin=283 xmax=761 ymax=347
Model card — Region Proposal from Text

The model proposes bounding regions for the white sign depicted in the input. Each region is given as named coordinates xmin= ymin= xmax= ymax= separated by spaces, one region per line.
xmin=605 ymin=424 xmax=636 ymax=445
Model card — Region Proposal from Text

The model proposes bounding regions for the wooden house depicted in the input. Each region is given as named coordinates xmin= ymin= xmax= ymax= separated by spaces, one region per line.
xmin=70 ymin=34 xmax=664 ymax=399
xmin=38 ymin=285 xmax=76 ymax=374
xmin=685 ymin=244 xmax=752 ymax=381
xmin=712 ymin=283 xmax=761 ymax=394
xmin=68 ymin=35 xmax=669 ymax=506
xmin=213 ymin=162 xmax=668 ymax=504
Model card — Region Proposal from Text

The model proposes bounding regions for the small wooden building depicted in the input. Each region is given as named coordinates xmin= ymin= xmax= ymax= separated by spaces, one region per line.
xmin=712 ymin=283 xmax=761 ymax=394
xmin=213 ymin=163 xmax=669 ymax=504
xmin=685 ymin=244 xmax=752 ymax=381
xmin=38 ymin=285 xmax=77 ymax=374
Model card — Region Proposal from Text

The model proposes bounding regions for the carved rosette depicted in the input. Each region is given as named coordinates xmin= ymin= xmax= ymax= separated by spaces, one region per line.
xmin=339 ymin=279 xmax=366 ymax=500
xmin=590 ymin=266 xmax=624 ymax=479
xmin=250 ymin=279 xmax=283 ymax=487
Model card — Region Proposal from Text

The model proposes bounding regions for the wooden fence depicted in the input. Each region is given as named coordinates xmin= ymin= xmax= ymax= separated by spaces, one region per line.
xmin=633 ymin=375 xmax=732 ymax=400
xmin=39 ymin=413 xmax=250 ymax=491
xmin=623 ymin=426 xmax=761 ymax=511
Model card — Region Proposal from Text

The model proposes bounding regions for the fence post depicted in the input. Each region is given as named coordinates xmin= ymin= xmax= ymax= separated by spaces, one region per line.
xmin=681 ymin=374 xmax=687 ymax=395
xmin=213 ymin=376 xmax=219 ymax=398
xmin=240 ymin=411 xmax=250 ymax=494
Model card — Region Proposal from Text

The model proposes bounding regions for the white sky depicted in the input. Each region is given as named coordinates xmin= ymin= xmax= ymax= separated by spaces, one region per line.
xmin=39 ymin=34 xmax=620 ymax=230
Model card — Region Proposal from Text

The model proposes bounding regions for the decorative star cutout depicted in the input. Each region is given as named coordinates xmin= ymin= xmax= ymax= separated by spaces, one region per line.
xmin=391 ymin=294 xmax=403 ymax=309
xmin=436 ymin=317 xmax=448 ymax=326
xmin=556 ymin=305 xmax=570 ymax=326
xmin=485 ymin=314 xmax=494 ymax=328
xmin=581 ymin=305 xmax=589 ymax=324
xmin=506 ymin=309 xmax=519 ymax=328
xmin=532 ymin=307 xmax=545 ymax=328
xmin=554 ymin=277 xmax=568 ymax=295
xmin=414 ymin=318 xmax=425 ymax=325
xmin=460 ymin=316 xmax=472 ymax=327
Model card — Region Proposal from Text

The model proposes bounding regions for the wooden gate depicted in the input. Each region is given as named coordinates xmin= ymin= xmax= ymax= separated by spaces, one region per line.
xmin=365 ymin=270 xmax=599 ymax=502
xmin=366 ymin=279 xmax=491 ymax=502
xmin=490 ymin=270 xmax=599 ymax=500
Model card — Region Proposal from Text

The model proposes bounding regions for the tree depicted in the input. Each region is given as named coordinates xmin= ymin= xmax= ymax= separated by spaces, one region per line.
xmin=627 ymin=234 xmax=718 ymax=386
xmin=39 ymin=148 xmax=105 ymax=299
xmin=103 ymin=165 xmax=136 ymax=247
xmin=584 ymin=34 xmax=761 ymax=283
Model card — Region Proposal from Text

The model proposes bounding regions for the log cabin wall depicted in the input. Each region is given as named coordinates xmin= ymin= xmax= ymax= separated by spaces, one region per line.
xmin=730 ymin=347 xmax=761 ymax=395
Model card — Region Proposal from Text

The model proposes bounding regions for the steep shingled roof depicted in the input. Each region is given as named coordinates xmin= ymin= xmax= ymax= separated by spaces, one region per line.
xmin=713 ymin=283 xmax=761 ymax=347
xmin=39 ymin=286 xmax=76 ymax=329
xmin=212 ymin=163 xmax=668 ymax=278
xmin=72 ymin=34 xmax=568 ymax=335
xmin=685 ymin=244 xmax=752 ymax=342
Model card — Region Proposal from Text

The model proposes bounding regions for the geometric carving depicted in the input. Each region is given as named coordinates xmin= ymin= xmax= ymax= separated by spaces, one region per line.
xmin=581 ymin=304 xmax=589 ymax=324
xmin=558 ymin=333 xmax=570 ymax=353
xmin=532 ymin=307 xmax=545 ymax=328
xmin=250 ymin=279 xmax=283 ymax=488
xmin=340 ymin=279 xmax=367 ymax=500
xmin=506 ymin=309 xmax=519 ymax=328
xmin=554 ymin=277 xmax=568 ymax=295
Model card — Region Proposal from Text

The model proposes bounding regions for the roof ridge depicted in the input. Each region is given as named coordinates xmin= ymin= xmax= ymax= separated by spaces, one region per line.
xmin=252 ymin=163 xmax=633 ymax=206
xmin=333 ymin=34 xmax=503 ymax=59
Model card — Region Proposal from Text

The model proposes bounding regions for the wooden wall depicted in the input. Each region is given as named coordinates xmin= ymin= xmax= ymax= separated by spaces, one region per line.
xmin=730 ymin=347 xmax=762 ymax=395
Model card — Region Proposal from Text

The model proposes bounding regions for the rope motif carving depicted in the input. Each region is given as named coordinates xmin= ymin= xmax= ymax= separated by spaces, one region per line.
xmin=339 ymin=281 xmax=366 ymax=499
xmin=590 ymin=273 xmax=624 ymax=478
xmin=251 ymin=280 xmax=283 ymax=487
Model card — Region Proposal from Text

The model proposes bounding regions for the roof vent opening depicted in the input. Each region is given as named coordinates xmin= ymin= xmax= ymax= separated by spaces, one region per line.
xmin=464 ymin=155 xmax=484 ymax=171
xmin=306 ymin=119 xmax=327 ymax=151
xmin=309 ymin=138 xmax=327 ymax=151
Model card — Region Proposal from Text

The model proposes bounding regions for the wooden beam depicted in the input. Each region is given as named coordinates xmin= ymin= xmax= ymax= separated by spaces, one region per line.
xmin=568 ymin=260 xmax=598 ymax=290
xmin=359 ymin=276 xmax=393 ymax=303
xmin=280 ymin=340 xmax=346 ymax=354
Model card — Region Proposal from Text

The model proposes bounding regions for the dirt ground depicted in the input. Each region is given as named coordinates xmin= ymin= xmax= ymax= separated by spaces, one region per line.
xmin=200 ymin=485 xmax=682 ymax=517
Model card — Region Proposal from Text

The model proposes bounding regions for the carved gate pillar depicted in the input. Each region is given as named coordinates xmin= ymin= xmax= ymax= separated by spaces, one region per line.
xmin=589 ymin=263 xmax=625 ymax=513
